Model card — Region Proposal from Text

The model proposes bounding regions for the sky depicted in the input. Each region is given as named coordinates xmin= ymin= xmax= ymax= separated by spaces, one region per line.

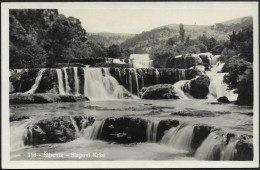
xmin=58 ymin=2 xmax=256 ymax=34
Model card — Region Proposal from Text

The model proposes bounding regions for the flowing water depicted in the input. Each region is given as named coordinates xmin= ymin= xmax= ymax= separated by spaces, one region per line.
xmin=206 ymin=63 xmax=238 ymax=100
xmin=24 ymin=69 xmax=46 ymax=94
xmin=73 ymin=67 xmax=80 ymax=95
xmin=130 ymin=54 xmax=153 ymax=68
xmin=146 ymin=120 xmax=160 ymax=142
xmin=63 ymin=68 xmax=71 ymax=94
xmin=10 ymin=98 xmax=253 ymax=160
xmin=9 ymin=58 xmax=253 ymax=161
xmin=56 ymin=69 xmax=66 ymax=95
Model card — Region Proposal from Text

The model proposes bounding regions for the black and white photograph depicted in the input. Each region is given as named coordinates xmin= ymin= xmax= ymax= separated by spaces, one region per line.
xmin=1 ymin=1 xmax=259 ymax=169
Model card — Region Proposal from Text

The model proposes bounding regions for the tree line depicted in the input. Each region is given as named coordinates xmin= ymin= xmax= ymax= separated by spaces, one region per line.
xmin=9 ymin=9 xmax=130 ymax=69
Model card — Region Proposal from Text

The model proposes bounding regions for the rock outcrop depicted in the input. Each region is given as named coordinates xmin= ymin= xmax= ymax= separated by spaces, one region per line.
xmin=141 ymin=84 xmax=180 ymax=99
xmin=189 ymin=75 xmax=210 ymax=99
xmin=9 ymin=93 xmax=89 ymax=104
xmin=24 ymin=116 xmax=77 ymax=145
xmin=217 ymin=96 xmax=231 ymax=103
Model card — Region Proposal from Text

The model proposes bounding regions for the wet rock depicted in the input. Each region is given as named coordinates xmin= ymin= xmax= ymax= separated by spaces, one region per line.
xmin=141 ymin=84 xmax=180 ymax=99
xmin=217 ymin=96 xmax=231 ymax=103
xmin=101 ymin=117 xmax=148 ymax=143
xmin=190 ymin=75 xmax=210 ymax=99
xmin=157 ymin=119 xmax=179 ymax=142
xmin=171 ymin=110 xmax=215 ymax=117
xmin=9 ymin=69 xmax=40 ymax=93
xmin=10 ymin=115 xmax=30 ymax=122
xmin=72 ymin=116 xmax=95 ymax=131
xmin=37 ymin=69 xmax=58 ymax=93
xmin=24 ymin=116 xmax=77 ymax=145
xmin=191 ymin=124 xmax=214 ymax=150
xmin=9 ymin=93 xmax=89 ymax=104
xmin=234 ymin=135 xmax=253 ymax=160
xmin=167 ymin=54 xmax=203 ymax=69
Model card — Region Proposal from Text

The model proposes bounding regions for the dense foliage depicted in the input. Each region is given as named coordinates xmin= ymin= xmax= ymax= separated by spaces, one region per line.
xmin=9 ymin=9 xmax=130 ymax=69
xmin=221 ymin=25 xmax=253 ymax=105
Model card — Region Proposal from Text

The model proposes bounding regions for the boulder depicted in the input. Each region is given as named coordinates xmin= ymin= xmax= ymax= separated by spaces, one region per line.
xmin=9 ymin=69 xmax=40 ymax=93
xmin=10 ymin=115 xmax=30 ymax=122
xmin=167 ymin=54 xmax=203 ymax=69
xmin=24 ymin=116 xmax=77 ymax=145
xmin=217 ymin=96 xmax=231 ymax=103
xmin=190 ymin=75 xmax=210 ymax=99
xmin=156 ymin=119 xmax=179 ymax=142
xmin=9 ymin=93 xmax=89 ymax=104
xmin=141 ymin=84 xmax=180 ymax=99
xmin=234 ymin=135 xmax=253 ymax=160
xmin=101 ymin=117 xmax=148 ymax=143
xmin=191 ymin=124 xmax=214 ymax=150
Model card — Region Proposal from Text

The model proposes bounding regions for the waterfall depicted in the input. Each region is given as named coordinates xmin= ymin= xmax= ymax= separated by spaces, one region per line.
xmin=10 ymin=120 xmax=32 ymax=151
xmin=195 ymin=132 xmax=225 ymax=160
xmin=83 ymin=68 xmax=128 ymax=99
xmin=129 ymin=70 xmax=133 ymax=94
xmin=178 ymin=69 xmax=186 ymax=81
xmin=155 ymin=69 xmax=159 ymax=84
xmin=146 ymin=120 xmax=160 ymax=142
xmin=206 ymin=63 xmax=238 ymax=101
xmin=221 ymin=140 xmax=238 ymax=160
xmin=133 ymin=69 xmax=140 ymax=96
xmin=24 ymin=69 xmax=46 ymax=94
xmin=173 ymin=80 xmax=192 ymax=99
xmin=63 ymin=68 xmax=71 ymax=94
xmin=81 ymin=120 xmax=105 ymax=140
xmin=161 ymin=125 xmax=194 ymax=153
xmin=130 ymin=54 xmax=153 ymax=68
xmin=73 ymin=67 xmax=80 ymax=95
xmin=56 ymin=69 xmax=65 ymax=95
xmin=70 ymin=116 xmax=80 ymax=138
xmin=213 ymin=55 xmax=221 ymax=65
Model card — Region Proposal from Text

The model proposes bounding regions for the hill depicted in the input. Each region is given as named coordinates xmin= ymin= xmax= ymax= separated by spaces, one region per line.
xmin=88 ymin=32 xmax=135 ymax=47
xmin=119 ymin=16 xmax=252 ymax=53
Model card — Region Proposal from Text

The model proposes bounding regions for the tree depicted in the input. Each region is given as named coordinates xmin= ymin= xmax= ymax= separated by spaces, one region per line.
xmin=107 ymin=44 xmax=123 ymax=58
xmin=167 ymin=36 xmax=178 ymax=46
xmin=186 ymin=46 xmax=200 ymax=54
xmin=179 ymin=24 xmax=185 ymax=42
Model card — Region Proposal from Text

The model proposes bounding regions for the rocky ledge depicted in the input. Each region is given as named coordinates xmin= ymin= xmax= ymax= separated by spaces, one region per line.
xmin=13 ymin=115 xmax=253 ymax=160
xmin=141 ymin=84 xmax=180 ymax=99
xmin=9 ymin=93 xmax=89 ymax=104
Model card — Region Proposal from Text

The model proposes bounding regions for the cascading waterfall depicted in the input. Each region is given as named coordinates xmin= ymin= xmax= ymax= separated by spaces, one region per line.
xmin=81 ymin=120 xmax=105 ymax=140
xmin=133 ymin=69 xmax=140 ymax=97
xmin=24 ymin=69 xmax=46 ymax=94
xmin=212 ymin=55 xmax=221 ymax=65
xmin=146 ymin=120 xmax=160 ymax=142
xmin=130 ymin=54 xmax=153 ymax=68
xmin=206 ymin=63 xmax=238 ymax=101
xmin=63 ymin=68 xmax=71 ymax=94
xmin=195 ymin=132 xmax=225 ymax=160
xmin=173 ymin=80 xmax=192 ymax=99
xmin=221 ymin=140 xmax=238 ymax=160
xmin=155 ymin=69 xmax=159 ymax=84
xmin=10 ymin=120 xmax=32 ymax=151
xmin=70 ymin=116 xmax=80 ymax=138
xmin=56 ymin=69 xmax=65 ymax=95
xmin=161 ymin=125 xmax=194 ymax=153
xmin=73 ymin=67 xmax=80 ymax=95
xmin=129 ymin=70 xmax=133 ymax=94
xmin=178 ymin=69 xmax=186 ymax=81
xmin=83 ymin=67 xmax=128 ymax=99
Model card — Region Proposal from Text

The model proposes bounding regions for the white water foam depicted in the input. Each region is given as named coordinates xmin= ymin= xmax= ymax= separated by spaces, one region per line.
xmin=24 ymin=69 xmax=46 ymax=94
